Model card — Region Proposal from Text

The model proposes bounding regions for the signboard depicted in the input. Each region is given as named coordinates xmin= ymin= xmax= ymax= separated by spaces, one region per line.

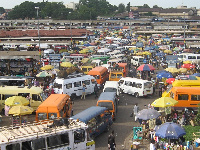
xmin=133 ymin=127 xmax=142 ymax=140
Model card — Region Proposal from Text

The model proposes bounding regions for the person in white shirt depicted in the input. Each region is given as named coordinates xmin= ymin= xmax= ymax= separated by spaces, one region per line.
xmin=150 ymin=140 xmax=156 ymax=150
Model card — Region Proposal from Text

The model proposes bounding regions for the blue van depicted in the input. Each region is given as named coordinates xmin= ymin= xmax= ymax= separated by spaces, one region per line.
xmin=71 ymin=106 xmax=113 ymax=138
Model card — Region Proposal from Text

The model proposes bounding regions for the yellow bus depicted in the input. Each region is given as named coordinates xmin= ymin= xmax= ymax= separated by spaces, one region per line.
xmin=0 ymin=86 xmax=47 ymax=112
xmin=170 ymin=86 xmax=200 ymax=110
xmin=162 ymin=80 xmax=200 ymax=97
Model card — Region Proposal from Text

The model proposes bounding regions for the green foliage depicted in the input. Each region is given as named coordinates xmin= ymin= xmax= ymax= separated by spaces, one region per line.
xmin=126 ymin=2 xmax=130 ymax=12
xmin=153 ymin=5 xmax=160 ymax=8
xmin=195 ymin=106 xmax=200 ymax=124
xmin=118 ymin=3 xmax=125 ymax=13
xmin=183 ymin=125 xmax=200 ymax=141
xmin=0 ymin=7 xmax=5 ymax=14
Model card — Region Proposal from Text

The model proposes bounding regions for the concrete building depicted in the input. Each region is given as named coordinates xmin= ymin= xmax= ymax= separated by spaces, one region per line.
xmin=65 ymin=2 xmax=78 ymax=10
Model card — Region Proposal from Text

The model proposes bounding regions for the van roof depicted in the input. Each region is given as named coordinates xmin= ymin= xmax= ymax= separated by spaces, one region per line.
xmin=88 ymin=67 xmax=107 ymax=75
xmin=172 ymin=86 xmax=200 ymax=92
xmin=0 ymin=86 xmax=43 ymax=94
xmin=98 ymin=92 xmax=116 ymax=101
xmin=71 ymin=106 xmax=107 ymax=123
xmin=37 ymin=94 xmax=69 ymax=108
xmin=120 ymin=77 xmax=150 ymax=83
xmin=104 ymin=81 xmax=118 ymax=87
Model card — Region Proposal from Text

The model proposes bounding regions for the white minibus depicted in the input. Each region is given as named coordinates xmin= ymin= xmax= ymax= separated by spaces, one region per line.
xmin=53 ymin=74 xmax=96 ymax=100
xmin=131 ymin=56 xmax=144 ymax=66
xmin=118 ymin=77 xmax=153 ymax=97
xmin=182 ymin=53 xmax=200 ymax=64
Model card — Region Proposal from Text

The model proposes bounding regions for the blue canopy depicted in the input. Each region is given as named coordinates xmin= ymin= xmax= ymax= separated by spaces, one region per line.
xmin=155 ymin=122 xmax=186 ymax=139
xmin=157 ymin=72 xmax=173 ymax=79
xmin=98 ymin=92 xmax=116 ymax=102
xmin=71 ymin=106 xmax=107 ymax=123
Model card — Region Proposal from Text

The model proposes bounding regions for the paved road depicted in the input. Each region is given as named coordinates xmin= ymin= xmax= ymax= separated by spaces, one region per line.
xmin=72 ymin=90 xmax=160 ymax=150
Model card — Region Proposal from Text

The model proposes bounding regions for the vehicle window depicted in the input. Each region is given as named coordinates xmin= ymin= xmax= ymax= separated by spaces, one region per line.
xmin=83 ymin=80 xmax=90 ymax=85
xmin=170 ymin=92 xmax=174 ymax=99
xmin=60 ymin=109 xmax=64 ymax=117
xmin=98 ymin=102 xmax=113 ymax=110
xmin=191 ymin=95 xmax=200 ymax=101
xmin=119 ymin=80 xmax=124 ymax=85
xmin=110 ymin=73 xmax=116 ymax=78
xmin=136 ymin=83 xmax=142 ymax=88
xmin=104 ymin=88 xmax=117 ymax=92
xmin=74 ymin=81 xmax=81 ymax=87
xmin=188 ymin=56 xmax=196 ymax=59
xmin=54 ymin=83 xmax=62 ymax=89
xmin=88 ymin=118 xmax=96 ymax=128
xmin=49 ymin=113 xmax=57 ymax=120
xmin=38 ymin=113 xmax=47 ymax=120
xmin=178 ymin=94 xmax=188 ymax=100
xmin=47 ymin=135 xmax=61 ymax=148
xmin=60 ymin=133 xmax=69 ymax=145
xmin=93 ymin=75 xmax=100 ymax=79
xmin=144 ymin=82 xmax=152 ymax=88
xmin=74 ymin=129 xmax=85 ymax=143
xmin=66 ymin=83 xmax=72 ymax=89
xmin=132 ymin=82 xmax=136 ymax=87
xmin=88 ymin=68 xmax=93 ymax=71
xmin=125 ymin=81 xmax=130 ymax=85
xmin=117 ymin=74 xmax=123 ymax=78
xmin=6 ymin=143 xmax=20 ymax=150
xmin=3 ymin=94 xmax=15 ymax=100
xmin=82 ymin=68 xmax=87 ymax=72
xmin=197 ymin=56 xmax=200 ymax=59
xmin=30 ymin=138 xmax=46 ymax=149
xmin=32 ymin=94 xmax=42 ymax=101
xmin=22 ymin=141 xmax=32 ymax=150
xmin=91 ymin=79 xmax=96 ymax=84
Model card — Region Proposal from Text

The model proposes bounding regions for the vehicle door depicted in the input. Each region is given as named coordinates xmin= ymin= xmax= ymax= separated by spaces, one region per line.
xmin=73 ymin=80 xmax=82 ymax=96
xmin=123 ymin=80 xmax=131 ymax=94
xmin=82 ymin=79 xmax=92 ymax=95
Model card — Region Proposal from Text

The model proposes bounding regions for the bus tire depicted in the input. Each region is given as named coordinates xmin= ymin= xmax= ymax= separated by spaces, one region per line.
xmin=135 ymin=93 xmax=139 ymax=98
xmin=71 ymin=94 xmax=76 ymax=101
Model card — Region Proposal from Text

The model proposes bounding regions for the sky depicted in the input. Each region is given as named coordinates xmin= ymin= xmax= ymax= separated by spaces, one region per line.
xmin=1 ymin=0 xmax=199 ymax=9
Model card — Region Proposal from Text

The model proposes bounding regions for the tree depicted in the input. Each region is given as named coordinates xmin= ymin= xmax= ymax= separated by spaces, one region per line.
xmin=153 ymin=5 xmax=159 ymax=8
xmin=118 ymin=3 xmax=125 ymax=13
xmin=0 ymin=7 xmax=5 ymax=14
xmin=143 ymin=4 xmax=150 ymax=8
xmin=126 ymin=2 xmax=130 ymax=12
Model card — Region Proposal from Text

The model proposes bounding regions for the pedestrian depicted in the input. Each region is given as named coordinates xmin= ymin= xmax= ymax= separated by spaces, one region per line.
xmin=133 ymin=103 xmax=139 ymax=122
xmin=94 ymin=83 xmax=99 ymax=98
xmin=150 ymin=140 xmax=156 ymax=150
xmin=81 ymin=84 xmax=86 ymax=99
xmin=108 ymin=130 xmax=116 ymax=150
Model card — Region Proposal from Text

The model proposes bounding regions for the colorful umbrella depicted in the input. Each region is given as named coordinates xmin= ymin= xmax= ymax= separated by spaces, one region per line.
xmin=151 ymin=97 xmax=178 ymax=108
xmin=155 ymin=122 xmax=186 ymax=139
xmin=156 ymin=72 xmax=173 ymax=79
xmin=136 ymin=109 xmax=161 ymax=120
xmin=5 ymin=96 xmax=29 ymax=106
xmin=181 ymin=64 xmax=195 ymax=69
xmin=178 ymin=68 xmax=187 ymax=73
xmin=166 ymin=78 xmax=175 ymax=84
xmin=183 ymin=60 xmax=192 ymax=64
xmin=9 ymin=106 xmax=33 ymax=116
xmin=137 ymin=64 xmax=155 ymax=71
xmin=60 ymin=62 xmax=74 ymax=67
xmin=36 ymin=71 xmax=52 ymax=77
xmin=165 ymin=68 xmax=179 ymax=73
xmin=40 ymin=65 xmax=54 ymax=70
xmin=164 ymin=50 xmax=172 ymax=54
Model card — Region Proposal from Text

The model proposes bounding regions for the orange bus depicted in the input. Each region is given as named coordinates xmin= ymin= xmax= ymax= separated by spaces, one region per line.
xmin=88 ymin=66 xmax=109 ymax=87
xmin=170 ymin=86 xmax=200 ymax=110
xmin=116 ymin=63 xmax=128 ymax=77
xmin=35 ymin=94 xmax=73 ymax=121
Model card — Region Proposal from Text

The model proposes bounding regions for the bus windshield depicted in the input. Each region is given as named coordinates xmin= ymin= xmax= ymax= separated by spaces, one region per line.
xmin=98 ymin=102 xmax=113 ymax=110
xmin=104 ymin=88 xmax=117 ymax=93
xmin=144 ymin=82 xmax=152 ymax=88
